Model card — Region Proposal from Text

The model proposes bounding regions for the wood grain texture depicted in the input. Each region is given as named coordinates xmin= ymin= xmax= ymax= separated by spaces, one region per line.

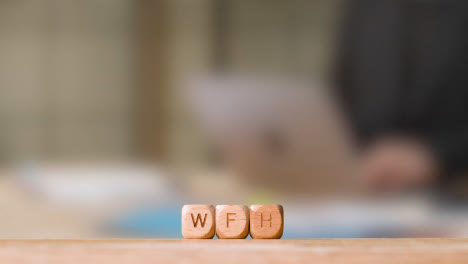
xmin=182 ymin=205 xmax=215 ymax=239
xmin=216 ymin=205 xmax=249 ymax=239
xmin=0 ymin=239 xmax=467 ymax=264
xmin=250 ymin=205 xmax=283 ymax=239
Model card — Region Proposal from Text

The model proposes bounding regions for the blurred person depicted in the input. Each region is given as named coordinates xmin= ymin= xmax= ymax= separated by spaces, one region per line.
xmin=334 ymin=0 xmax=468 ymax=192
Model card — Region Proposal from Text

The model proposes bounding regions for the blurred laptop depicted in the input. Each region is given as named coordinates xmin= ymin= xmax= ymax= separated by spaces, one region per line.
xmin=186 ymin=75 xmax=358 ymax=197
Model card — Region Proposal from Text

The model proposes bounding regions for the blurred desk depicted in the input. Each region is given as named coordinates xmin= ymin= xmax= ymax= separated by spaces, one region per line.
xmin=0 ymin=239 xmax=467 ymax=263
xmin=0 ymin=174 xmax=97 ymax=238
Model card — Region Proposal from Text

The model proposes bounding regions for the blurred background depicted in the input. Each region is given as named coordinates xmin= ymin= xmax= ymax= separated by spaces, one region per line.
xmin=1 ymin=0 xmax=468 ymax=239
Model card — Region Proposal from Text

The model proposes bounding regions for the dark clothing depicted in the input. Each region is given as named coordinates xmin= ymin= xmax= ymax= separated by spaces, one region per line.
xmin=335 ymin=0 xmax=468 ymax=178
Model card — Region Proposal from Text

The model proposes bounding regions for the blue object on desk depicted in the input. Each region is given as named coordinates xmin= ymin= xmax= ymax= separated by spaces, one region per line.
xmin=107 ymin=206 xmax=182 ymax=238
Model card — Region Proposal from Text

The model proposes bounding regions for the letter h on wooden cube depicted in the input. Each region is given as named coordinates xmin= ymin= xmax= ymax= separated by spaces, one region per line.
xmin=249 ymin=205 xmax=283 ymax=239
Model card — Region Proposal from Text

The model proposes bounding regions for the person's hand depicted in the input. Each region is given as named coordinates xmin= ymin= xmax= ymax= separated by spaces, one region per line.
xmin=359 ymin=136 xmax=440 ymax=192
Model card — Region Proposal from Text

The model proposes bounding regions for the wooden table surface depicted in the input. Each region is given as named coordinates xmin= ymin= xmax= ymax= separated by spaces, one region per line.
xmin=0 ymin=239 xmax=467 ymax=264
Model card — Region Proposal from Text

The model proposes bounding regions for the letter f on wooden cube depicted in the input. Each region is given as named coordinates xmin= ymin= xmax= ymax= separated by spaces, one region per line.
xmin=216 ymin=205 xmax=249 ymax=239
xmin=182 ymin=205 xmax=215 ymax=239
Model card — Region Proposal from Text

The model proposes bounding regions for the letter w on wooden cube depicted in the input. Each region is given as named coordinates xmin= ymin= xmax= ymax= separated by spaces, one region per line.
xmin=182 ymin=205 xmax=215 ymax=239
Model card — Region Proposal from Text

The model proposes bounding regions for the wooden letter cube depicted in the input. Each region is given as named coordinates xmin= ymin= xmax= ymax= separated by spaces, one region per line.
xmin=182 ymin=205 xmax=215 ymax=239
xmin=249 ymin=205 xmax=283 ymax=239
xmin=215 ymin=205 xmax=249 ymax=239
